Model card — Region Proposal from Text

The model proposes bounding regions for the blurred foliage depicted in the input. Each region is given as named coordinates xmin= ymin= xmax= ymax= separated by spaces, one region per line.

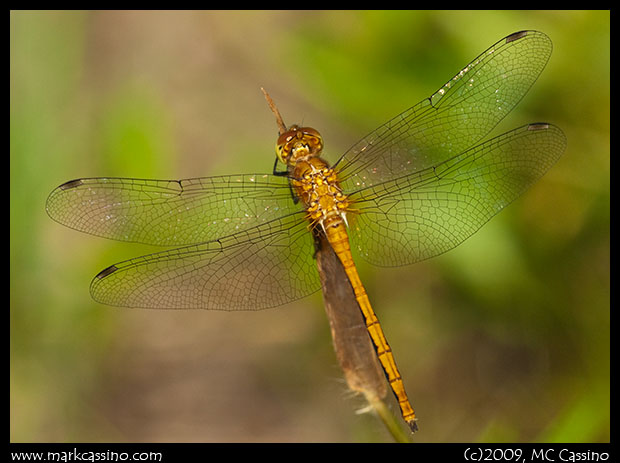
xmin=11 ymin=10 xmax=609 ymax=442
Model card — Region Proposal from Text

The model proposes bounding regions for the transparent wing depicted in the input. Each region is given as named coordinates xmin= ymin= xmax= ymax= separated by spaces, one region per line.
xmin=46 ymin=174 xmax=299 ymax=246
xmin=335 ymin=30 xmax=553 ymax=190
xmin=346 ymin=123 xmax=566 ymax=267
xmin=90 ymin=212 xmax=320 ymax=310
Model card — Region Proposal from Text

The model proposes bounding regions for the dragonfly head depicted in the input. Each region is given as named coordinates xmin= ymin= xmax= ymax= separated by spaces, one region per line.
xmin=276 ymin=125 xmax=324 ymax=166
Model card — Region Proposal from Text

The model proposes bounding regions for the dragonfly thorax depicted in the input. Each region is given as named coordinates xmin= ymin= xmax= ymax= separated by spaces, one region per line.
xmin=276 ymin=125 xmax=324 ymax=166
xmin=291 ymin=157 xmax=350 ymax=233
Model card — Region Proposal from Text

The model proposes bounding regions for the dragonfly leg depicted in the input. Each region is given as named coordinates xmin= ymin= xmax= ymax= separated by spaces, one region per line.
xmin=272 ymin=156 xmax=289 ymax=176
xmin=288 ymin=182 xmax=300 ymax=204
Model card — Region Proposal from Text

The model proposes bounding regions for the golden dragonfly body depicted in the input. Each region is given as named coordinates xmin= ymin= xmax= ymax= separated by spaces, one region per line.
xmin=281 ymin=125 xmax=417 ymax=429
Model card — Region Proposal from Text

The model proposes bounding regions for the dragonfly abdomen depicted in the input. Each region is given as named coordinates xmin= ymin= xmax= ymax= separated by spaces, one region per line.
xmin=325 ymin=220 xmax=418 ymax=432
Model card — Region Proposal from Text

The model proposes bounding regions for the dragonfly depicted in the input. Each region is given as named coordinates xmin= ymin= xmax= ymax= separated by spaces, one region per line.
xmin=46 ymin=30 xmax=566 ymax=433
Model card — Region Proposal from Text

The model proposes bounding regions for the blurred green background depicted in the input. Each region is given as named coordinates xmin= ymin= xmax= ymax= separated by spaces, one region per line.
xmin=10 ymin=10 xmax=609 ymax=443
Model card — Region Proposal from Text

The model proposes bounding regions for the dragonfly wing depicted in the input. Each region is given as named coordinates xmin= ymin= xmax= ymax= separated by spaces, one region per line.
xmin=90 ymin=212 xmax=320 ymax=310
xmin=336 ymin=31 xmax=553 ymax=190
xmin=347 ymin=123 xmax=566 ymax=267
xmin=46 ymin=174 xmax=298 ymax=246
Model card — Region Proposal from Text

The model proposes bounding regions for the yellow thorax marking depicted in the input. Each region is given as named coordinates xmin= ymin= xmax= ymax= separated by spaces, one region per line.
xmin=292 ymin=162 xmax=349 ymax=229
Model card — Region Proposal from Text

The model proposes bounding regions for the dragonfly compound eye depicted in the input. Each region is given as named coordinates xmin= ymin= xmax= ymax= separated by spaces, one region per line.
xmin=275 ymin=125 xmax=299 ymax=164
xmin=299 ymin=127 xmax=323 ymax=156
